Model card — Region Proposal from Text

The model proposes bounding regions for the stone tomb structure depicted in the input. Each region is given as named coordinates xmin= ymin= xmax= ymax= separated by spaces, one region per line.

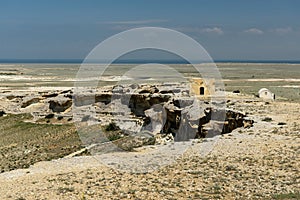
xmin=189 ymin=78 xmax=215 ymax=97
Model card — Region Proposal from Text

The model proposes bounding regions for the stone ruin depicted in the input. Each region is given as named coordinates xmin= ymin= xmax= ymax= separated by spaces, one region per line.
xmin=0 ymin=83 xmax=254 ymax=149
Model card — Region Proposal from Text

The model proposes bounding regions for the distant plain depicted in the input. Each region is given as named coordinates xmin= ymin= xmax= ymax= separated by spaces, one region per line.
xmin=0 ymin=62 xmax=300 ymax=101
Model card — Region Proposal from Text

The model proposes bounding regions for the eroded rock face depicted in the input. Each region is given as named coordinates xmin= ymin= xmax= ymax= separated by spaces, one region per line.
xmin=156 ymin=100 xmax=253 ymax=140
xmin=222 ymin=110 xmax=247 ymax=133
xmin=138 ymin=86 xmax=159 ymax=94
xmin=144 ymin=104 xmax=165 ymax=135
xmin=42 ymin=93 xmax=58 ymax=98
xmin=1 ymin=83 xmax=254 ymax=143
xmin=21 ymin=97 xmax=41 ymax=108
xmin=49 ymin=99 xmax=72 ymax=113
xmin=73 ymin=93 xmax=112 ymax=107
xmin=175 ymin=101 xmax=203 ymax=141
xmin=127 ymin=94 xmax=171 ymax=117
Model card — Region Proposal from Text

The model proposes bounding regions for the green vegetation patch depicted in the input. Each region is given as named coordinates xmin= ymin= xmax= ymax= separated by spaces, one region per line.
xmin=0 ymin=113 xmax=83 ymax=172
xmin=272 ymin=192 xmax=300 ymax=200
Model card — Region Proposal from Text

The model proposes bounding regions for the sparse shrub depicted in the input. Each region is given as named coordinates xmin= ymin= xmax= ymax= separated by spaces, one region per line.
xmin=57 ymin=116 xmax=63 ymax=120
xmin=57 ymin=187 xmax=75 ymax=194
xmin=262 ymin=117 xmax=272 ymax=122
xmin=272 ymin=128 xmax=279 ymax=134
xmin=213 ymin=184 xmax=222 ymax=193
xmin=45 ymin=113 xmax=54 ymax=119
xmin=107 ymin=133 xmax=122 ymax=141
xmin=225 ymin=165 xmax=237 ymax=171
xmin=272 ymin=192 xmax=300 ymax=199
xmin=103 ymin=122 xmax=123 ymax=141
xmin=105 ymin=122 xmax=120 ymax=132
xmin=278 ymin=122 xmax=287 ymax=126
xmin=16 ymin=198 xmax=26 ymax=200
xmin=0 ymin=110 xmax=6 ymax=117
xmin=81 ymin=192 xmax=86 ymax=200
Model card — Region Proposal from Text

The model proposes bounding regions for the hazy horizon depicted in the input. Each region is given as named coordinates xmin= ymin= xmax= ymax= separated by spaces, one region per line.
xmin=1 ymin=59 xmax=300 ymax=64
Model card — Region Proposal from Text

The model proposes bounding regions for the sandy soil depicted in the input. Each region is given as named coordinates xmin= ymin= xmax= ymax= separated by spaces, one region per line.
xmin=0 ymin=95 xmax=299 ymax=199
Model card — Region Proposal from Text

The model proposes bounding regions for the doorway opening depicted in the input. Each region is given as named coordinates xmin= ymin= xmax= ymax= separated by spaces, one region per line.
xmin=200 ymin=87 xmax=205 ymax=95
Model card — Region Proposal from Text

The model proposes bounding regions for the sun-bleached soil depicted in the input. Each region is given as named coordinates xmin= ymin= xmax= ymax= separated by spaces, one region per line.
xmin=0 ymin=94 xmax=299 ymax=200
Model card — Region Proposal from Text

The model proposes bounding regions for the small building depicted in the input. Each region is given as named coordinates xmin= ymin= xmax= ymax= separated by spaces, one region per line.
xmin=258 ymin=88 xmax=275 ymax=100
xmin=189 ymin=78 xmax=215 ymax=97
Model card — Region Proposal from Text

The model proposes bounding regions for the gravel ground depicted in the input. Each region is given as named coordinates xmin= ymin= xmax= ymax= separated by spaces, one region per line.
xmin=0 ymin=97 xmax=299 ymax=199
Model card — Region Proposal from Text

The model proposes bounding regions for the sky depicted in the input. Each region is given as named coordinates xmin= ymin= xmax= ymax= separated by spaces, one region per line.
xmin=0 ymin=0 xmax=299 ymax=61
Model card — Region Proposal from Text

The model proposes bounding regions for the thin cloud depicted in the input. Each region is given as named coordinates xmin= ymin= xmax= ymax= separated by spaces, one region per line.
xmin=175 ymin=27 xmax=224 ymax=35
xmin=244 ymin=28 xmax=264 ymax=35
xmin=201 ymin=27 xmax=224 ymax=35
xmin=273 ymin=27 xmax=293 ymax=35
xmin=100 ymin=19 xmax=168 ymax=25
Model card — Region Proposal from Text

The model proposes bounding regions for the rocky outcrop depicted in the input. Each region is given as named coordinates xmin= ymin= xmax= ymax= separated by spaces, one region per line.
xmin=49 ymin=99 xmax=72 ymax=113
xmin=113 ymin=130 xmax=155 ymax=151
xmin=1 ymin=83 xmax=254 ymax=146
xmin=73 ymin=93 xmax=112 ymax=107
xmin=221 ymin=110 xmax=253 ymax=134
xmin=127 ymin=94 xmax=171 ymax=117
xmin=0 ymin=110 xmax=5 ymax=117
xmin=42 ymin=93 xmax=58 ymax=98
xmin=159 ymin=101 xmax=253 ymax=140
xmin=138 ymin=86 xmax=159 ymax=94
xmin=155 ymin=133 xmax=174 ymax=145
xmin=21 ymin=97 xmax=41 ymax=108
xmin=144 ymin=104 xmax=165 ymax=134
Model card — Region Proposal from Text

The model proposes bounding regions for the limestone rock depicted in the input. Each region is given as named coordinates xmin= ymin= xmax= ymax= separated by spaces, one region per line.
xmin=21 ymin=97 xmax=41 ymax=108
xmin=144 ymin=104 xmax=165 ymax=135
xmin=155 ymin=133 xmax=174 ymax=145
xmin=49 ymin=99 xmax=72 ymax=113
xmin=113 ymin=130 xmax=155 ymax=151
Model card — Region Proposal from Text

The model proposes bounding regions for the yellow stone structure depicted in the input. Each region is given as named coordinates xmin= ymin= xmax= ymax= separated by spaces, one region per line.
xmin=189 ymin=78 xmax=215 ymax=97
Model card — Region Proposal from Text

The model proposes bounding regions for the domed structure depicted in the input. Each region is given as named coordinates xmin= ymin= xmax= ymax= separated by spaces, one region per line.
xmin=258 ymin=88 xmax=275 ymax=100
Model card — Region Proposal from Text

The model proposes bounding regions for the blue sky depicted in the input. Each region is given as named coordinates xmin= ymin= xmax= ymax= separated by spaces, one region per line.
xmin=0 ymin=0 xmax=299 ymax=60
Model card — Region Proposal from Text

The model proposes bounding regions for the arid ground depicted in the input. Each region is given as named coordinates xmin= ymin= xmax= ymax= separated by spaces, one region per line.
xmin=0 ymin=63 xmax=299 ymax=199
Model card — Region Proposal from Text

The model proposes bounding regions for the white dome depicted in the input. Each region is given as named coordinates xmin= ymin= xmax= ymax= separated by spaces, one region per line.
xmin=258 ymin=88 xmax=270 ymax=94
